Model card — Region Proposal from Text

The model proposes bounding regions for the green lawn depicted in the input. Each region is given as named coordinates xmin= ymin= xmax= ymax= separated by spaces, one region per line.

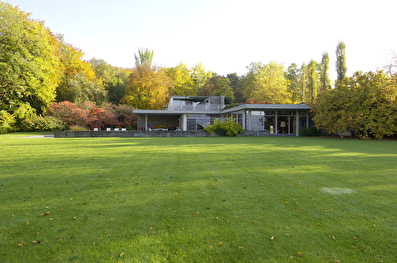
xmin=1 ymin=134 xmax=396 ymax=262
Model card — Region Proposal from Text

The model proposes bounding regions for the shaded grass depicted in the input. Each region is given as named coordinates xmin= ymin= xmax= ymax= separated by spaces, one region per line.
xmin=0 ymin=134 xmax=396 ymax=262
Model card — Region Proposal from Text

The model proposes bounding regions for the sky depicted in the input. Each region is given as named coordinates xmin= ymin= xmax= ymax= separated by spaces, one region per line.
xmin=5 ymin=0 xmax=397 ymax=82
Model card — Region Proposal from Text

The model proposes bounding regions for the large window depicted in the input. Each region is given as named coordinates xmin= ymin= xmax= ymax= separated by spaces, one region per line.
xmin=187 ymin=114 xmax=211 ymax=130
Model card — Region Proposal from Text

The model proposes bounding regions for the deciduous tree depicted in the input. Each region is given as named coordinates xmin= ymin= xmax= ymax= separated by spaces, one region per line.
xmin=307 ymin=59 xmax=318 ymax=104
xmin=199 ymin=76 xmax=234 ymax=100
xmin=191 ymin=62 xmax=212 ymax=95
xmin=336 ymin=41 xmax=347 ymax=87
xmin=134 ymin=48 xmax=153 ymax=68
xmin=121 ymin=65 xmax=172 ymax=110
xmin=243 ymin=61 xmax=290 ymax=104
xmin=227 ymin=73 xmax=244 ymax=103
xmin=90 ymin=58 xmax=130 ymax=104
xmin=382 ymin=49 xmax=397 ymax=77
xmin=166 ymin=62 xmax=196 ymax=96
xmin=56 ymin=36 xmax=106 ymax=106
xmin=312 ymin=71 xmax=397 ymax=139
xmin=319 ymin=52 xmax=331 ymax=91
xmin=285 ymin=63 xmax=300 ymax=104
xmin=0 ymin=2 xmax=63 ymax=115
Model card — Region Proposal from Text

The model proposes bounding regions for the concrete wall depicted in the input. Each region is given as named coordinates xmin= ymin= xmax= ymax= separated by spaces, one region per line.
xmin=55 ymin=130 xmax=270 ymax=138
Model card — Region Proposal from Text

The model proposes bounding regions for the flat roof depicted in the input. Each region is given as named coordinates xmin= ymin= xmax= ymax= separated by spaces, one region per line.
xmin=133 ymin=104 xmax=311 ymax=115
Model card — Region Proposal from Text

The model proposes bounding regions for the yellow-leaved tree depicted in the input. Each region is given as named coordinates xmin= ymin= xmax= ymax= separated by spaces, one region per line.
xmin=121 ymin=49 xmax=173 ymax=110
xmin=243 ymin=61 xmax=291 ymax=104
xmin=122 ymin=65 xmax=172 ymax=110
xmin=166 ymin=61 xmax=196 ymax=96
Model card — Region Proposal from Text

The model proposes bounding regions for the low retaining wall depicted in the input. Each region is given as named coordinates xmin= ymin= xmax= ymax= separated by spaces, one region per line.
xmin=54 ymin=130 xmax=270 ymax=138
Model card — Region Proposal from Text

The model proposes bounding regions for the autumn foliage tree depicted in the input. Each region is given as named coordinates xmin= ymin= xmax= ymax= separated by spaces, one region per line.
xmin=122 ymin=65 xmax=172 ymax=110
xmin=243 ymin=61 xmax=291 ymax=104
xmin=56 ymin=36 xmax=106 ymax=106
xmin=0 ymin=2 xmax=63 ymax=116
xmin=312 ymin=71 xmax=397 ymax=139
xmin=46 ymin=101 xmax=136 ymax=129
xmin=90 ymin=58 xmax=130 ymax=104
xmin=166 ymin=62 xmax=196 ymax=96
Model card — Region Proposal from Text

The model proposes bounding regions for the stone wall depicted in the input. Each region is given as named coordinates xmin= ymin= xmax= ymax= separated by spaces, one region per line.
xmin=54 ymin=130 xmax=270 ymax=138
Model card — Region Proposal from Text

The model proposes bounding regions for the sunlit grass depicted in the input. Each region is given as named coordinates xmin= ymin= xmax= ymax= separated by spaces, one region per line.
xmin=0 ymin=134 xmax=396 ymax=262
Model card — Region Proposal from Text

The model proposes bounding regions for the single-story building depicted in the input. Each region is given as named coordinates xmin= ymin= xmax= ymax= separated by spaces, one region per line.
xmin=133 ymin=96 xmax=313 ymax=136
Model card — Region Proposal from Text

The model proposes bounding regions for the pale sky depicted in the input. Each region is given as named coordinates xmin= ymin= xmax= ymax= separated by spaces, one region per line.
xmin=5 ymin=0 xmax=397 ymax=82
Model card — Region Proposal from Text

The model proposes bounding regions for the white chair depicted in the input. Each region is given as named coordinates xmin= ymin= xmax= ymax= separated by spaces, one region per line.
xmin=114 ymin=128 xmax=120 ymax=131
xmin=106 ymin=128 xmax=111 ymax=131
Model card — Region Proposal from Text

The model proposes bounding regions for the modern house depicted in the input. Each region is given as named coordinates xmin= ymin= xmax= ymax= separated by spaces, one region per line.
xmin=133 ymin=96 xmax=313 ymax=136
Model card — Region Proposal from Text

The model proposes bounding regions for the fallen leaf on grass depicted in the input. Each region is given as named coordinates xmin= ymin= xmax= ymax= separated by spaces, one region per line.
xmin=296 ymin=252 xmax=302 ymax=256
xmin=18 ymin=239 xmax=26 ymax=247
xmin=352 ymin=246 xmax=358 ymax=249
xmin=39 ymin=212 xmax=50 ymax=216
xmin=270 ymin=236 xmax=274 ymax=240
xmin=325 ymin=209 xmax=333 ymax=213
xmin=120 ymin=253 xmax=125 ymax=257
xmin=218 ymin=242 xmax=223 ymax=246
xmin=32 ymin=240 xmax=40 ymax=244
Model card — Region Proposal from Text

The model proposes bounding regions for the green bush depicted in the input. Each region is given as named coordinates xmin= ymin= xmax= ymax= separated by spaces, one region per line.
xmin=20 ymin=115 xmax=65 ymax=132
xmin=204 ymin=119 xmax=244 ymax=137
xmin=223 ymin=103 xmax=239 ymax=110
xmin=0 ymin=110 xmax=16 ymax=134
xmin=300 ymin=126 xmax=323 ymax=137
xmin=69 ymin=125 xmax=90 ymax=131
xmin=224 ymin=96 xmax=233 ymax=105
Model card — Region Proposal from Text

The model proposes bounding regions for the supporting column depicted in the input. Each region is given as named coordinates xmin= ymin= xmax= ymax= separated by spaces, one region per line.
xmin=144 ymin=114 xmax=148 ymax=131
xmin=306 ymin=111 xmax=309 ymax=128
xmin=295 ymin=110 xmax=299 ymax=136
xmin=247 ymin=110 xmax=252 ymax=130
xmin=182 ymin=114 xmax=187 ymax=131
xmin=275 ymin=111 xmax=278 ymax=135
xmin=242 ymin=111 xmax=246 ymax=130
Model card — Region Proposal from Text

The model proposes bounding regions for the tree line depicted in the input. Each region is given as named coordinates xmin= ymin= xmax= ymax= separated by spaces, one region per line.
xmin=1 ymin=2 xmax=396 ymax=138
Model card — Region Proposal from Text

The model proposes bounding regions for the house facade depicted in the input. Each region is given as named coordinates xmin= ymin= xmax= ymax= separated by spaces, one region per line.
xmin=133 ymin=96 xmax=313 ymax=136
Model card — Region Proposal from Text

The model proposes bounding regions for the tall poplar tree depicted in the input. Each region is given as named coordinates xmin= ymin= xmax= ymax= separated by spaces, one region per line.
xmin=298 ymin=63 xmax=307 ymax=103
xmin=320 ymin=52 xmax=331 ymax=91
xmin=134 ymin=48 xmax=153 ymax=68
xmin=336 ymin=41 xmax=347 ymax=87
xmin=307 ymin=60 xmax=318 ymax=104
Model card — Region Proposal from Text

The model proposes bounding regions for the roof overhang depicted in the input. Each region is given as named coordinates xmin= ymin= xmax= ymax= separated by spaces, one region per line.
xmin=133 ymin=104 xmax=311 ymax=116
xmin=221 ymin=104 xmax=311 ymax=113
xmin=133 ymin=109 xmax=223 ymax=115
